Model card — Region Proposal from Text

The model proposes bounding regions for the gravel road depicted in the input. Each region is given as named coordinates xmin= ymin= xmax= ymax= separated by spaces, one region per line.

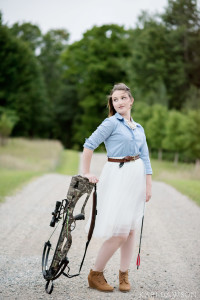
xmin=0 ymin=153 xmax=200 ymax=300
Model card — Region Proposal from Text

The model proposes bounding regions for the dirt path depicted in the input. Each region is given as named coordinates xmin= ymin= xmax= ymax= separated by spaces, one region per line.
xmin=0 ymin=153 xmax=200 ymax=300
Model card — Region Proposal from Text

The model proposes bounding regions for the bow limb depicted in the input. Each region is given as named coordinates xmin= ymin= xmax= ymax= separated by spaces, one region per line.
xmin=50 ymin=210 xmax=72 ymax=271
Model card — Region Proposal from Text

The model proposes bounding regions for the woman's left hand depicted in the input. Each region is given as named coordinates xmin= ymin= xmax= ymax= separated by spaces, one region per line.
xmin=146 ymin=185 xmax=152 ymax=202
xmin=146 ymin=175 xmax=152 ymax=202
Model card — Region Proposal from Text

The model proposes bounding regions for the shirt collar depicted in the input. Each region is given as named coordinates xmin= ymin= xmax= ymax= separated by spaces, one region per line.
xmin=114 ymin=112 xmax=141 ymax=127
xmin=115 ymin=112 xmax=123 ymax=120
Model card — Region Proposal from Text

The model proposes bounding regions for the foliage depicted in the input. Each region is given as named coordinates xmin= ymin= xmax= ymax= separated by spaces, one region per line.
xmin=162 ymin=0 xmax=200 ymax=109
xmin=38 ymin=29 xmax=70 ymax=139
xmin=146 ymin=104 xmax=168 ymax=159
xmin=0 ymin=24 xmax=48 ymax=137
xmin=0 ymin=108 xmax=18 ymax=145
xmin=162 ymin=110 xmax=187 ymax=163
xmin=62 ymin=24 xmax=132 ymax=147
xmin=10 ymin=22 xmax=42 ymax=53
xmin=183 ymin=110 xmax=200 ymax=164
xmin=0 ymin=0 xmax=200 ymax=162
xmin=128 ymin=16 xmax=169 ymax=106
xmin=183 ymin=85 xmax=200 ymax=109
xmin=131 ymin=102 xmax=152 ymax=131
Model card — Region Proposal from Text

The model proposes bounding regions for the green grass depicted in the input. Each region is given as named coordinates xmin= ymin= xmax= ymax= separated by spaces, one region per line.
xmin=0 ymin=138 xmax=63 ymax=172
xmin=164 ymin=179 xmax=200 ymax=205
xmin=0 ymin=138 xmax=63 ymax=202
xmin=0 ymin=138 xmax=80 ymax=202
xmin=151 ymin=158 xmax=200 ymax=206
xmin=0 ymin=169 xmax=42 ymax=201
xmin=55 ymin=149 xmax=79 ymax=175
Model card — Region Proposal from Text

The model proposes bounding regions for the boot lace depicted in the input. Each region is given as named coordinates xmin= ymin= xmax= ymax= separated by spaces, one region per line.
xmin=120 ymin=271 xmax=129 ymax=284
xmin=95 ymin=271 xmax=108 ymax=285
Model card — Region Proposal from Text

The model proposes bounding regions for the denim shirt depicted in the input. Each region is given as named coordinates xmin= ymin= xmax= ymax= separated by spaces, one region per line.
xmin=83 ymin=112 xmax=153 ymax=175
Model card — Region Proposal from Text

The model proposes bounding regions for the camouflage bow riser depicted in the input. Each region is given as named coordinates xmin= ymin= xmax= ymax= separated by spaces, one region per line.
xmin=50 ymin=177 xmax=94 ymax=273
xmin=42 ymin=175 xmax=96 ymax=285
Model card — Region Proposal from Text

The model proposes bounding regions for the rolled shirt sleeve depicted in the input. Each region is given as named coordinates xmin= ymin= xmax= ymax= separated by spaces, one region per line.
xmin=83 ymin=117 xmax=115 ymax=150
xmin=140 ymin=129 xmax=153 ymax=175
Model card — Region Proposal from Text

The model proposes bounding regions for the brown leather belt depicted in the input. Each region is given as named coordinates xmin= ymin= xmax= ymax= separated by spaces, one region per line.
xmin=108 ymin=155 xmax=140 ymax=163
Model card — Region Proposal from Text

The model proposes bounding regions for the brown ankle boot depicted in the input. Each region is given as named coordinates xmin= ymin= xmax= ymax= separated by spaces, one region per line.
xmin=119 ymin=269 xmax=131 ymax=292
xmin=88 ymin=269 xmax=114 ymax=292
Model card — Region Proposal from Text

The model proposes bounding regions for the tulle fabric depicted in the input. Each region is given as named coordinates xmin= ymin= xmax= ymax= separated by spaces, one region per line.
xmin=85 ymin=157 xmax=146 ymax=240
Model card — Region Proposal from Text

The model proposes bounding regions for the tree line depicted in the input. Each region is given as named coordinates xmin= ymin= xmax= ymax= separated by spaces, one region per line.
xmin=0 ymin=0 xmax=200 ymax=164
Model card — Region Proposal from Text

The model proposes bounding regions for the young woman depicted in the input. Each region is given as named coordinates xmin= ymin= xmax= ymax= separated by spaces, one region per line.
xmin=82 ymin=83 xmax=152 ymax=292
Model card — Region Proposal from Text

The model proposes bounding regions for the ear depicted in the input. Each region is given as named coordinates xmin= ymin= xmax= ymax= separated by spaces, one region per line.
xmin=131 ymin=97 xmax=134 ymax=104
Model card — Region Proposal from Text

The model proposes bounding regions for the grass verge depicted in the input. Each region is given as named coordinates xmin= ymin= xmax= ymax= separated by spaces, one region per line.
xmin=0 ymin=169 xmax=42 ymax=202
xmin=164 ymin=179 xmax=200 ymax=206
xmin=151 ymin=158 xmax=200 ymax=206
xmin=0 ymin=138 xmax=80 ymax=202
xmin=0 ymin=138 xmax=63 ymax=202
xmin=55 ymin=149 xmax=79 ymax=175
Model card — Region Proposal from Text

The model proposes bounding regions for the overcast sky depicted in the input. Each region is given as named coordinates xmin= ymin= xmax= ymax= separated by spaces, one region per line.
xmin=1 ymin=0 xmax=199 ymax=43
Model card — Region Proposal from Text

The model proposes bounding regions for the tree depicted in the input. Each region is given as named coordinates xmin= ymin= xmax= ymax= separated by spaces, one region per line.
xmin=0 ymin=108 xmax=18 ymax=145
xmin=162 ymin=0 xmax=200 ymax=109
xmin=162 ymin=0 xmax=200 ymax=30
xmin=131 ymin=102 xmax=152 ymax=131
xmin=0 ymin=23 xmax=48 ymax=137
xmin=184 ymin=110 xmax=200 ymax=167
xmin=128 ymin=14 xmax=169 ymax=106
xmin=38 ymin=29 xmax=70 ymax=139
xmin=62 ymin=24 xmax=132 ymax=148
xmin=128 ymin=1 xmax=200 ymax=110
xmin=182 ymin=85 xmax=200 ymax=109
xmin=162 ymin=110 xmax=187 ymax=163
xmin=9 ymin=23 xmax=71 ymax=141
xmin=146 ymin=104 xmax=168 ymax=159
xmin=10 ymin=22 xmax=42 ymax=54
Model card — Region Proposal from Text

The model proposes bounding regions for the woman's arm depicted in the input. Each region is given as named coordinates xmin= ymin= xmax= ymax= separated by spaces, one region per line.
xmin=82 ymin=117 xmax=115 ymax=183
xmin=146 ymin=174 xmax=152 ymax=202
xmin=82 ymin=147 xmax=99 ymax=183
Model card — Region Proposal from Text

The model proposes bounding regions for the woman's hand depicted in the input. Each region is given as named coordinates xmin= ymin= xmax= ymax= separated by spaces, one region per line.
xmin=146 ymin=174 xmax=152 ymax=202
xmin=146 ymin=185 xmax=152 ymax=202
xmin=84 ymin=173 xmax=99 ymax=184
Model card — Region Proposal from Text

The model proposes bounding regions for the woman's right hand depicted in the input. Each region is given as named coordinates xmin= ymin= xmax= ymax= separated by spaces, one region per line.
xmin=83 ymin=173 xmax=99 ymax=184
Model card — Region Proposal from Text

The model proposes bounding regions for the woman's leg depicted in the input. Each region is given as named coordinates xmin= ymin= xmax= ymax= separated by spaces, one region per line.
xmin=120 ymin=230 xmax=136 ymax=272
xmin=93 ymin=235 xmax=128 ymax=272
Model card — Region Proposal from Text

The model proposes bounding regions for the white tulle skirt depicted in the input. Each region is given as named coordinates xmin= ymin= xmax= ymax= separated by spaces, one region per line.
xmin=85 ymin=157 xmax=146 ymax=240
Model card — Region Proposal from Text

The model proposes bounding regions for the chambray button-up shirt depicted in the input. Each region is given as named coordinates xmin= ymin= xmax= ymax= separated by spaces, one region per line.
xmin=83 ymin=112 xmax=153 ymax=175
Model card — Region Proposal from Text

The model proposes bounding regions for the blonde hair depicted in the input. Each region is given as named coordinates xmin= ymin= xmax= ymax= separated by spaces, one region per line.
xmin=107 ymin=83 xmax=133 ymax=117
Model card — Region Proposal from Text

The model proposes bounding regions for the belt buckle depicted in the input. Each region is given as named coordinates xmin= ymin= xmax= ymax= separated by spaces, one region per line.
xmin=131 ymin=155 xmax=135 ymax=161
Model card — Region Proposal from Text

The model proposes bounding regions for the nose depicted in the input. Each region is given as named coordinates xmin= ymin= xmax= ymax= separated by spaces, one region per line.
xmin=118 ymin=98 xmax=124 ymax=104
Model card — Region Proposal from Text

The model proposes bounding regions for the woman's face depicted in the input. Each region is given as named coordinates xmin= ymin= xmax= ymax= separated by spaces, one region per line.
xmin=112 ymin=90 xmax=133 ymax=117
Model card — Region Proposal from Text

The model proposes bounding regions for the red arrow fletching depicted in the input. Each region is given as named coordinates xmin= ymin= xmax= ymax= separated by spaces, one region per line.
xmin=136 ymin=253 xmax=140 ymax=268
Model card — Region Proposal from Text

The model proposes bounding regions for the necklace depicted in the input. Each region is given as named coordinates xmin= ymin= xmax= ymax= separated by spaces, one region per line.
xmin=124 ymin=118 xmax=137 ymax=130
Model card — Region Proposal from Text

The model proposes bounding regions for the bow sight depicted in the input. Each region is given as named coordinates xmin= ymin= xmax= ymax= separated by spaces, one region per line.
xmin=42 ymin=175 xmax=97 ymax=294
xmin=50 ymin=200 xmax=63 ymax=227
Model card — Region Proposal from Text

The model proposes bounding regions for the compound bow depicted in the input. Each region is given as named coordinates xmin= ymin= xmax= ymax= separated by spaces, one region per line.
xmin=42 ymin=175 xmax=97 ymax=294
